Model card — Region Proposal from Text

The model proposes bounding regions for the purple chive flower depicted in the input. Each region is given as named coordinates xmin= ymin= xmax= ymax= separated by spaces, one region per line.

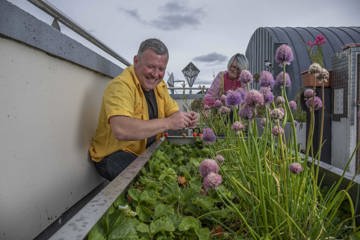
xmin=220 ymin=94 xmax=227 ymax=104
xmin=270 ymin=108 xmax=285 ymax=120
xmin=239 ymin=70 xmax=253 ymax=85
xmin=245 ymin=90 xmax=264 ymax=107
xmin=304 ymin=89 xmax=315 ymax=98
xmin=199 ymin=159 xmax=219 ymax=178
xmin=219 ymin=106 xmax=231 ymax=114
xmin=259 ymin=87 xmax=274 ymax=105
xmin=275 ymin=44 xmax=294 ymax=66
xmin=275 ymin=72 xmax=291 ymax=87
xmin=231 ymin=121 xmax=245 ymax=132
xmin=306 ymin=96 xmax=323 ymax=110
xmin=214 ymin=99 xmax=223 ymax=108
xmin=215 ymin=154 xmax=225 ymax=164
xmin=202 ymin=128 xmax=216 ymax=142
xmin=289 ymin=162 xmax=304 ymax=174
xmin=289 ymin=100 xmax=297 ymax=111
xmin=272 ymin=126 xmax=284 ymax=136
xmin=203 ymin=172 xmax=222 ymax=191
xmin=275 ymin=96 xmax=285 ymax=105
xmin=239 ymin=104 xmax=255 ymax=119
xmin=259 ymin=70 xmax=275 ymax=88
xmin=225 ymin=90 xmax=243 ymax=106
xmin=235 ymin=87 xmax=246 ymax=99
xmin=203 ymin=95 xmax=216 ymax=108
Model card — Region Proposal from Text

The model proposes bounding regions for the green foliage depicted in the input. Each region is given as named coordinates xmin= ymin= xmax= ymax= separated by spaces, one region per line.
xmin=308 ymin=45 xmax=325 ymax=67
xmin=190 ymin=98 xmax=204 ymax=112
xmin=87 ymin=66 xmax=358 ymax=239
xmin=292 ymin=90 xmax=307 ymax=123
xmin=87 ymin=142 xmax=218 ymax=239
xmin=292 ymin=107 xmax=306 ymax=123
xmin=88 ymin=136 xmax=359 ymax=239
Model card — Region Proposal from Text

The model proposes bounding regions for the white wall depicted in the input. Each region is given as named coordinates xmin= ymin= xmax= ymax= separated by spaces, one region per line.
xmin=331 ymin=51 xmax=358 ymax=175
xmin=0 ymin=38 xmax=109 ymax=239
xmin=332 ymin=119 xmax=355 ymax=173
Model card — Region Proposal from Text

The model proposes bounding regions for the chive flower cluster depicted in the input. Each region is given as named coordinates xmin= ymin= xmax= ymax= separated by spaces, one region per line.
xmin=275 ymin=72 xmax=291 ymax=87
xmin=202 ymin=127 xmax=216 ymax=143
xmin=272 ymin=125 xmax=284 ymax=136
xmin=198 ymin=43 xmax=326 ymax=145
xmin=289 ymin=162 xmax=304 ymax=174
xmin=239 ymin=70 xmax=253 ymax=85
xmin=231 ymin=121 xmax=245 ymax=134
xmin=225 ymin=89 xmax=243 ymax=106
xmin=199 ymin=159 xmax=222 ymax=191
xmin=303 ymin=88 xmax=322 ymax=111
xmin=259 ymin=70 xmax=275 ymax=88
xmin=275 ymin=44 xmax=294 ymax=66
xmin=309 ymin=62 xmax=329 ymax=84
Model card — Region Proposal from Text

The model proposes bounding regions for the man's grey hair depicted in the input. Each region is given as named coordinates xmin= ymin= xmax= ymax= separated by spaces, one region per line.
xmin=227 ymin=53 xmax=249 ymax=71
xmin=138 ymin=38 xmax=169 ymax=57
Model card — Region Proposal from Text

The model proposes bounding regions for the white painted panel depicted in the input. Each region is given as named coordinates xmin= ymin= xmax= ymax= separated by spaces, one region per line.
xmin=0 ymin=38 xmax=109 ymax=239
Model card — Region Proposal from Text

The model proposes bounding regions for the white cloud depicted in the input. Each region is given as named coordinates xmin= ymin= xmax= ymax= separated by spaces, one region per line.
xmin=8 ymin=0 xmax=360 ymax=86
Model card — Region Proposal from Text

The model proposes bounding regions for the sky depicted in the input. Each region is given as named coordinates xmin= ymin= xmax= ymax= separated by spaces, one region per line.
xmin=8 ymin=0 xmax=360 ymax=87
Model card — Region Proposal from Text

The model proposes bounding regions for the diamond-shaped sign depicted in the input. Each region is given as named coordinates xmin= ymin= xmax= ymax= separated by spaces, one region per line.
xmin=182 ymin=62 xmax=200 ymax=87
xmin=167 ymin=72 xmax=174 ymax=87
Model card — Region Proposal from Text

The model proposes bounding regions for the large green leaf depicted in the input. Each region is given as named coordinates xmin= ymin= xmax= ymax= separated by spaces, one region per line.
xmin=128 ymin=188 xmax=141 ymax=202
xmin=178 ymin=216 xmax=200 ymax=232
xmin=136 ymin=222 xmax=149 ymax=234
xmin=87 ymin=223 xmax=107 ymax=240
xmin=153 ymin=203 xmax=175 ymax=220
xmin=108 ymin=218 xmax=139 ymax=240
xmin=192 ymin=196 xmax=215 ymax=211
xmin=136 ymin=205 xmax=153 ymax=222
xmin=139 ymin=190 xmax=157 ymax=206
xmin=149 ymin=216 xmax=175 ymax=235
xmin=195 ymin=227 xmax=211 ymax=240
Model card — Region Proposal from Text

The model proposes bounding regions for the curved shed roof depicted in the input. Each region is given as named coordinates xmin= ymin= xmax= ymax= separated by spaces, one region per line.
xmin=245 ymin=27 xmax=360 ymax=98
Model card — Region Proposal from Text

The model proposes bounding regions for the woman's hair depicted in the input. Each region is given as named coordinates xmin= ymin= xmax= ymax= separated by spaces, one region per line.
xmin=138 ymin=38 xmax=169 ymax=57
xmin=227 ymin=53 xmax=249 ymax=71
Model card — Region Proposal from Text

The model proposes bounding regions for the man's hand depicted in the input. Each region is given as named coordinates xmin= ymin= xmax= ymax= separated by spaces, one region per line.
xmin=167 ymin=111 xmax=190 ymax=130
xmin=109 ymin=111 xmax=200 ymax=141
xmin=167 ymin=111 xmax=199 ymax=130
xmin=187 ymin=111 xmax=199 ymax=128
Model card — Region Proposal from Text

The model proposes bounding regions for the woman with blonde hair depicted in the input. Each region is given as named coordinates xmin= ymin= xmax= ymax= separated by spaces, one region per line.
xmin=203 ymin=53 xmax=249 ymax=106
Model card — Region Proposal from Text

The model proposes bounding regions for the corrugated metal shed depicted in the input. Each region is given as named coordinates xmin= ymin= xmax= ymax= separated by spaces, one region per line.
xmin=245 ymin=27 xmax=360 ymax=98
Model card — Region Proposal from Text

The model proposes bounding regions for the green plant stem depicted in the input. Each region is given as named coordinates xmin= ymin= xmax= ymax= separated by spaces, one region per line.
xmin=252 ymin=133 xmax=269 ymax=234
xmin=318 ymin=82 xmax=325 ymax=161
xmin=217 ymin=190 xmax=259 ymax=239
xmin=281 ymin=65 xmax=299 ymax=161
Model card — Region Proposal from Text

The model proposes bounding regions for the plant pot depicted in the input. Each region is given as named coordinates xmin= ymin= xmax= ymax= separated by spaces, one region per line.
xmin=301 ymin=71 xmax=331 ymax=88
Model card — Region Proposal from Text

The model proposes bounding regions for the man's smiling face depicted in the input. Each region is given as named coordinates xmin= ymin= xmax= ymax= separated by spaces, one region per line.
xmin=134 ymin=49 xmax=168 ymax=91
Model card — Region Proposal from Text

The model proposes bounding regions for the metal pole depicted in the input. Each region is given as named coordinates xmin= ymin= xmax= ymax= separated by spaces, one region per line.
xmin=28 ymin=0 xmax=131 ymax=67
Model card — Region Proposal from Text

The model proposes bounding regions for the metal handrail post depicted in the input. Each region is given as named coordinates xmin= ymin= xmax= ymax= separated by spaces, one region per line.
xmin=28 ymin=0 xmax=131 ymax=67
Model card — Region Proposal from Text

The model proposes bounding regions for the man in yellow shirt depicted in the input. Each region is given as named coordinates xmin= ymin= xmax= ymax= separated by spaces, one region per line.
xmin=89 ymin=38 xmax=198 ymax=180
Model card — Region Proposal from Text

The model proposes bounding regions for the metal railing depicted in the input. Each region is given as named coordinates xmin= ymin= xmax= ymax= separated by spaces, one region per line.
xmin=28 ymin=0 xmax=131 ymax=67
xmin=168 ymin=86 xmax=207 ymax=95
